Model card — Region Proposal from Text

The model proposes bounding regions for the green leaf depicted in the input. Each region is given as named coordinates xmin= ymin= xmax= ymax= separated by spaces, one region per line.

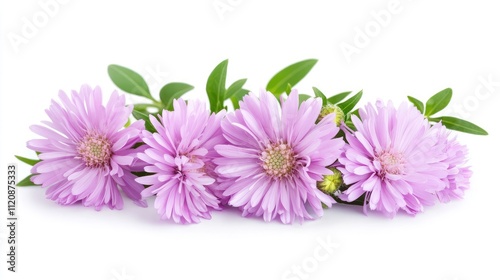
xmin=407 ymin=96 xmax=424 ymax=114
xmin=224 ymin=79 xmax=247 ymax=100
xmin=17 ymin=174 xmax=38 ymax=187
xmin=131 ymin=109 xmax=149 ymax=121
xmin=424 ymin=88 xmax=452 ymax=117
xmin=348 ymin=108 xmax=360 ymax=119
xmin=344 ymin=109 xmax=360 ymax=131
xmin=285 ymin=83 xmax=292 ymax=95
xmin=337 ymin=90 xmax=363 ymax=114
xmin=298 ymin=94 xmax=311 ymax=104
xmin=344 ymin=120 xmax=356 ymax=131
xmin=266 ymin=59 xmax=318 ymax=96
xmin=159 ymin=82 xmax=194 ymax=110
xmin=230 ymin=88 xmax=250 ymax=110
xmin=15 ymin=155 xmax=40 ymax=166
xmin=108 ymin=65 xmax=152 ymax=100
xmin=312 ymin=87 xmax=327 ymax=105
xmin=206 ymin=59 xmax=228 ymax=113
xmin=429 ymin=116 xmax=488 ymax=135
xmin=132 ymin=109 xmax=156 ymax=132
xmin=132 ymin=103 xmax=153 ymax=111
xmin=327 ymin=91 xmax=351 ymax=105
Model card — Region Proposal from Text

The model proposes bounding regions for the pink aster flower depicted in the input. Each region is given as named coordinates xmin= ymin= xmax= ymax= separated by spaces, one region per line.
xmin=27 ymin=85 xmax=147 ymax=210
xmin=136 ymin=99 xmax=225 ymax=224
xmin=214 ymin=90 xmax=344 ymax=224
xmin=432 ymin=123 xmax=472 ymax=203
xmin=338 ymin=101 xmax=449 ymax=217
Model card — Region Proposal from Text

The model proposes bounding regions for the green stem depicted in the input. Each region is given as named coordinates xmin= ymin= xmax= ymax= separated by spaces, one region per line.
xmin=134 ymin=102 xmax=164 ymax=110
xmin=332 ymin=193 xmax=365 ymax=206
xmin=152 ymin=100 xmax=164 ymax=108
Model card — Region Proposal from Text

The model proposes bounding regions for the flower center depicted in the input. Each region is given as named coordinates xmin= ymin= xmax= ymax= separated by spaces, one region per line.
xmin=376 ymin=151 xmax=405 ymax=178
xmin=77 ymin=132 xmax=112 ymax=168
xmin=260 ymin=141 xmax=296 ymax=179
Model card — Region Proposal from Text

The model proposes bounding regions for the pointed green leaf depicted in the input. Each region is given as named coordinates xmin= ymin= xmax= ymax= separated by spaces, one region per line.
xmin=15 ymin=155 xmax=40 ymax=166
xmin=407 ymin=96 xmax=424 ymax=114
xmin=266 ymin=59 xmax=318 ymax=96
xmin=224 ymin=79 xmax=247 ymax=100
xmin=429 ymin=116 xmax=488 ymax=135
xmin=312 ymin=87 xmax=327 ymax=105
xmin=298 ymin=94 xmax=311 ymax=104
xmin=424 ymin=88 xmax=452 ymax=117
xmin=348 ymin=108 xmax=360 ymax=119
xmin=132 ymin=109 xmax=156 ymax=132
xmin=337 ymin=90 xmax=363 ymax=114
xmin=230 ymin=88 xmax=250 ymax=110
xmin=344 ymin=109 xmax=360 ymax=131
xmin=17 ymin=174 xmax=38 ymax=187
xmin=108 ymin=64 xmax=152 ymax=100
xmin=327 ymin=91 xmax=351 ymax=105
xmin=285 ymin=83 xmax=292 ymax=95
xmin=206 ymin=59 xmax=228 ymax=113
xmin=159 ymin=82 xmax=194 ymax=110
xmin=124 ymin=118 xmax=131 ymax=127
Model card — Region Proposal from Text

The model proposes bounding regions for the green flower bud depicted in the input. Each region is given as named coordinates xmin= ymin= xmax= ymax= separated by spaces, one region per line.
xmin=318 ymin=104 xmax=344 ymax=126
xmin=318 ymin=167 xmax=343 ymax=195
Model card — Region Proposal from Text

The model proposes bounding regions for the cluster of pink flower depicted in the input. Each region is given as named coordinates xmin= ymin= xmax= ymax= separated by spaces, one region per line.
xmin=21 ymin=84 xmax=476 ymax=224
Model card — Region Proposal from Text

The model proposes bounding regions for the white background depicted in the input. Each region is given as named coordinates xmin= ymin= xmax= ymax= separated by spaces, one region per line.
xmin=1 ymin=1 xmax=499 ymax=280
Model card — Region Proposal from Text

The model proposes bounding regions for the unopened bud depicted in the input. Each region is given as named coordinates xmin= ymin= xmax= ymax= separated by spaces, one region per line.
xmin=318 ymin=167 xmax=343 ymax=195
xmin=319 ymin=104 xmax=344 ymax=126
